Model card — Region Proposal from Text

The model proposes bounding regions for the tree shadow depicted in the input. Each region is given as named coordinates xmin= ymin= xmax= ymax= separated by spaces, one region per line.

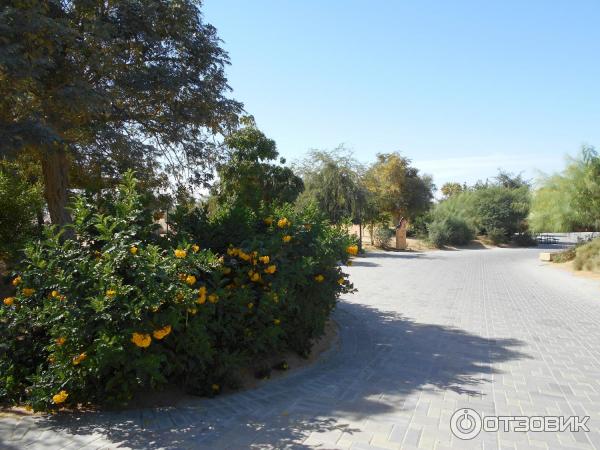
xmin=1 ymin=302 xmax=529 ymax=449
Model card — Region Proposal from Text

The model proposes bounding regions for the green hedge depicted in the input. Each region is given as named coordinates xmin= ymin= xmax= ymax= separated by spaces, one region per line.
xmin=0 ymin=173 xmax=356 ymax=411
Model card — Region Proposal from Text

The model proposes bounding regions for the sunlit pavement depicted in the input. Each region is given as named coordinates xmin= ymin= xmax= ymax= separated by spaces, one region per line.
xmin=2 ymin=247 xmax=600 ymax=449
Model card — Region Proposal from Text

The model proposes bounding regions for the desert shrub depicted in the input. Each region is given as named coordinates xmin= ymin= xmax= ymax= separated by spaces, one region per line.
xmin=0 ymin=173 xmax=355 ymax=411
xmin=373 ymin=226 xmax=394 ymax=248
xmin=407 ymin=212 xmax=431 ymax=238
xmin=487 ymin=227 xmax=509 ymax=245
xmin=0 ymin=162 xmax=44 ymax=263
xmin=427 ymin=217 xmax=474 ymax=248
xmin=431 ymin=179 xmax=530 ymax=241
xmin=552 ymin=248 xmax=577 ymax=263
xmin=574 ymin=238 xmax=600 ymax=272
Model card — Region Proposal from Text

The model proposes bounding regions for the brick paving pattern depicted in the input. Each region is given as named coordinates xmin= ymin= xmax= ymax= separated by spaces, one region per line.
xmin=2 ymin=247 xmax=600 ymax=449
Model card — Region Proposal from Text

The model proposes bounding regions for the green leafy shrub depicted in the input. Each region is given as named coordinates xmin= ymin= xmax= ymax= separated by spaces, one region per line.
xmin=427 ymin=217 xmax=474 ymax=248
xmin=0 ymin=162 xmax=44 ymax=263
xmin=0 ymin=173 xmax=355 ymax=411
xmin=487 ymin=227 xmax=509 ymax=245
xmin=430 ymin=176 xmax=530 ymax=242
xmin=373 ymin=226 xmax=394 ymax=248
xmin=574 ymin=238 xmax=600 ymax=272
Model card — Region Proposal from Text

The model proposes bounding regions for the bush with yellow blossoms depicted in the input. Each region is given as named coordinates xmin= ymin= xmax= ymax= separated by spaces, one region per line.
xmin=0 ymin=172 xmax=356 ymax=411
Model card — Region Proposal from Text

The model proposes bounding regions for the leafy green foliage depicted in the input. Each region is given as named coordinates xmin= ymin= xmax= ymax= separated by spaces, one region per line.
xmin=0 ymin=173 xmax=355 ymax=411
xmin=440 ymin=182 xmax=466 ymax=199
xmin=427 ymin=217 xmax=474 ymax=247
xmin=529 ymin=146 xmax=600 ymax=232
xmin=214 ymin=117 xmax=304 ymax=210
xmin=0 ymin=160 xmax=44 ymax=263
xmin=430 ymin=172 xmax=530 ymax=244
xmin=363 ymin=152 xmax=435 ymax=224
xmin=295 ymin=147 xmax=366 ymax=224
xmin=0 ymin=0 xmax=242 ymax=223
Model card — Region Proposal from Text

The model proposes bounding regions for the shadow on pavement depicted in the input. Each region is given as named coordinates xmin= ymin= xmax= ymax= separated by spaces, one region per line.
xmin=1 ymin=302 xmax=529 ymax=450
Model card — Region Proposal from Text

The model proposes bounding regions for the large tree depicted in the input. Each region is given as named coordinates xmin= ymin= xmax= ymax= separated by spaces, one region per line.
xmin=213 ymin=117 xmax=304 ymax=210
xmin=529 ymin=145 xmax=600 ymax=232
xmin=0 ymin=0 xmax=242 ymax=225
xmin=364 ymin=152 xmax=434 ymax=224
xmin=294 ymin=147 xmax=365 ymax=224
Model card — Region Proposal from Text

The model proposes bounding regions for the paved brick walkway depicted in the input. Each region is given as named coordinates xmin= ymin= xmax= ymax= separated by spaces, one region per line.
xmin=2 ymin=248 xmax=600 ymax=449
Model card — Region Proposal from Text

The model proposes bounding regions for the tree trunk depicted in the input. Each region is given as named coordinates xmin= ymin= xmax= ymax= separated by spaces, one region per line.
xmin=41 ymin=148 xmax=72 ymax=227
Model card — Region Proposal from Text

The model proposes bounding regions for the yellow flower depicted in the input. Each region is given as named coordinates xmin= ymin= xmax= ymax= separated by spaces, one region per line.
xmin=272 ymin=293 xmax=279 ymax=303
xmin=277 ymin=217 xmax=290 ymax=228
xmin=191 ymin=244 xmax=200 ymax=253
xmin=264 ymin=217 xmax=273 ymax=226
xmin=338 ymin=277 xmax=345 ymax=285
xmin=3 ymin=297 xmax=15 ymax=306
xmin=51 ymin=290 xmax=60 ymax=298
xmin=150 ymin=305 xmax=160 ymax=312
xmin=106 ymin=289 xmax=117 ymax=298
xmin=72 ymin=352 xmax=87 ymax=365
xmin=55 ymin=337 xmax=66 ymax=346
xmin=22 ymin=288 xmax=35 ymax=297
xmin=264 ymin=264 xmax=277 ymax=274
xmin=52 ymin=390 xmax=68 ymax=405
xmin=211 ymin=383 xmax=220 ymax=392
xmin=282 ymin=235 xmax=292 ymax=243
xmin=314 ymin=274 xmax=325 ymax=283
xmin=247 ymin=302 xmax=254 ymax=309
xmin=259 ymin=255 xmax=270 ymax=264
xmin=346 ymin=244 xmax=359 ymax=256
xmin=12 ymin=276 xmax=22 ymax=286
xmin=227 ymin=247 xmax=239 ymax=256
xmin=347 ymin=260 xmax=353 ymax=266
xmin=274 ymin=319 xmax=281 ymax=325
xmin=208 ymin=293 xmax=219 ymax=303
xmin=185 ymin=275 xmax=197 ymax=286
xmin=188 ymin=307 xmax=197 ymax=315
xmin=130 ymin=246 xmax=138 ymax=255
xmin=153 ymin=325 xmax=172 ymax=340
xmin=239 ymin=251 xmax=251 ymax=261
xmin=131 ymin=332 xmax=152 ymax=348
xmin=249 ymin=271 xmax=261 ymax=282
xmin=197 ymin=286 xmax=207 ymax=304
xmin=222 ymin=267 xmax=232 ymax=274
xmin=174 ymin=249 xmax=187 ymax=259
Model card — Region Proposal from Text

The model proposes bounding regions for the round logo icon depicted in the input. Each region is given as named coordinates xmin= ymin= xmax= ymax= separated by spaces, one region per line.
xmin=450 ymin=408 xmax=482 ymax=440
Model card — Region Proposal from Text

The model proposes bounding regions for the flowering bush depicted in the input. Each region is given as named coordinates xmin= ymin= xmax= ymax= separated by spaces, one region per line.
xmin=0 ymin=173 xmax=355 ymax=411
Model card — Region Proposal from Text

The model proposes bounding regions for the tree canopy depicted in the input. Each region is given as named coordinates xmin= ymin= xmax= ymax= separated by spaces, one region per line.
xmin=363 ymin=153 xmax=434 ymax=224
xmin=213 ymin=117 xmax=304 ymax=210
xmin=0 ymin=0 xmax=242 ymax=224
xmin=529 ymin=146 xmax=600 ymax=232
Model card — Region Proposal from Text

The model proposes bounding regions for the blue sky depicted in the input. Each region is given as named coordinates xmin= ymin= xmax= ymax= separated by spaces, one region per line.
xmin=203 ymin=0 xmax=600 ymax=188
